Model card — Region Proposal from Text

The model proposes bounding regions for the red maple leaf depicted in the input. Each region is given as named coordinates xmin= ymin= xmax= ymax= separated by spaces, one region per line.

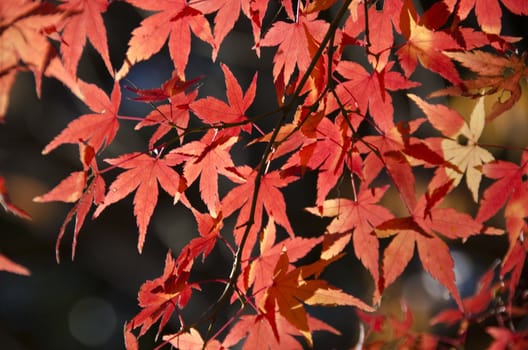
xmin=57 ymin=0 xmax=113 ymax=75
xmin=0 ymin=0 xmax=81 ymax=120
xmin=191 ymin=0 xmax=248 ymax=56
xmin=221 ymin=166 xmax=297 ymax=258
xmin=126 ymin=72 xmax=203 ymax=103
xmin=260 ymin=12 xmax=328 ymax=87
xmin=186 ymin=208 xmax=224 ymax=262
xmin=162 ymin=328 xmax=222 ymax=350
xmin=116 ymin=0 xmax=215 ymax=80
xmin=167 ymin=130 xmax=237 ymax=216
xmin=501 ymin=237 xmax=528 ymax=311
xmin=397 ymin=5 xmax=461 ymax=84
xmin=35 ymin=171 xmax=106 ymax=261
xmin=222 ymin=313 xmax=339 ymax=349
xmin=362 ymin=119 xmax=435 ymax=212
xmin=35 ymin=144 xmax=106 ymax=261
xmin=135 ymin=89 xmax=198 ymax=149
xmin=282 ymin=113 xmax=352 ymax=208
xmin=241 ymin=218 xmax=322 ymax=304
xmin=93 ymin=152 xmax=186 ymax=252
xmin=375 ymin=192 xmax=485 ymax=310
xmin=477 ymin=152 xmax=528 ymax=244
xmin=431 ymin=261 xmax=499 ymax=327
xmin=457 ymin=0 xmax=528 ymax=35
xmin=0 ymin=254 xmax=30 ymax=276
xmin=190 ymin=63 xmax=257 ymax=135
xmin=42 ymin=79 xmax=123 ymax=154
xmin=127 ymin=250 xmax=197 ymax=338
xmin=306 ymin=184 xmax=394 ymax=303
xmin=335 ymin=60 xmax=420 ymax=133
xmin=0 ymin=176 xmax=31 ymax=220
xmin=342 ymin=1 xmax=398 ymax=65
xmin=486 ymin=327 xmax=528 ymax=350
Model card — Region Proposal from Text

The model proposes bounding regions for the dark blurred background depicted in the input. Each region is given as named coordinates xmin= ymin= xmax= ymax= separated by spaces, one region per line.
xmin=0 ymin=1 xmax=527 ymax=349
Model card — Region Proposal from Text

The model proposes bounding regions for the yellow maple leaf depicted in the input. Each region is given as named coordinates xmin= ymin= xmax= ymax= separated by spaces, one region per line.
xmin=442 ymin=97 xmax=494 ymax=201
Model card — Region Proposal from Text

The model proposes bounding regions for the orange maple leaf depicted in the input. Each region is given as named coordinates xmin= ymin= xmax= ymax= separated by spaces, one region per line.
xmin=437 ymin=50 xmax=528 ymax=121
xmin=260 ymin=251 xmax=373 ymax=346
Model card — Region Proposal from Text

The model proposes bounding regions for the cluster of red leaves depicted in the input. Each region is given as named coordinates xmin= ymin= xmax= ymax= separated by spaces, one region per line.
xmin=1 ymin=0 xmax=527 ymax=348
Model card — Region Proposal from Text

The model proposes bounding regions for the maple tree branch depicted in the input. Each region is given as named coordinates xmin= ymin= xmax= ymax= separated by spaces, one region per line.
xmin=193 ymin=0 xmax=356 ymax=343
xmin=364 ymin=0 xmax=371 ymax=50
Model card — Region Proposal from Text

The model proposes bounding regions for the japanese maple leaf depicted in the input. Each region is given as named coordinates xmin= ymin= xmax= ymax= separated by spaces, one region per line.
xmin=361 ymin=119 xmax=435 ymax=213
xmin=410 ymin=94 xmax=494 ymax=202
xmin=43 ymin=79 xmax=123 ymax=154
xmin=186 ymin=208 xmax=223 ymax=262
xmin=486 ymin=327 xmax=528 ymax=350
xmin=438 ymin=50 xmax=528 ymax=121
xmin=396 ymin=9 xmax=461 ymax=84
xmin=0 ymin=70 xmax=17 ymax=121
xmin=93 ymin=152 xmax=186 ymax=252
xmin=241 ymin=218 xmax=322 ymax=305
xmin=116 ymin=0 xmax=215 ymax=80
xmin=375 ymin=193 xmax=484 ymax=310
xmin=0 ymin=254 xmax=30 ymax=276
xmin=126 ymin=72 xmax=203 ymax=103
xmin=359 ymin=303 xmax=440 ymax=349
xmin=167 ymin=130 xmax=237 ymax=216
xmin=477 ymin=152 xmax=528 ymax=243
xmin=135 ymin=89 xmax=198 ymax=149
xmin=35 ymin=144 xmax=106 ymax=261
xmin=191 ymin=0 xmax=244 ymax=55
xmin=35 ymin=171 xmax=106 ymax=261
xmin=0 ymin=0 xmax=80 ymax=120
xmin=260 ymin=12 xmax=328 ymax=87
xmin=335 ymin=60 xmax=420 ymax=133
xmin=431 ymin=262 xmax=499 ymax=327
xmin=162 ymin=328 xmax=222 ymax=350
xmin=342 ymin=2 xmax=395 ymax=62
xmin=190 ymin=63 xmax=257 ymax=134
xmin=260 ymin=251 xmax=373 ymax=346
xmin=457 ymin=0 xmax=528 ymax=35
xmin=283 ymin=114 xmax=352 ymax=208
xmin=501 ymin=238 xmax=528 ymax=311
xmin=0 ymin=176 xmax=31 ymax=220
xmin=222 ymin=313 xmax=339 ymax=350
xmin=306 ymin=184 xmax=394 ymax=303
xmin=57 ymin=0 xmax=113 ymax=76
xmin=127 ymin=250 xmax=196 ymax=338
xmin=221 ymin=166 xmax=297 ymax=257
